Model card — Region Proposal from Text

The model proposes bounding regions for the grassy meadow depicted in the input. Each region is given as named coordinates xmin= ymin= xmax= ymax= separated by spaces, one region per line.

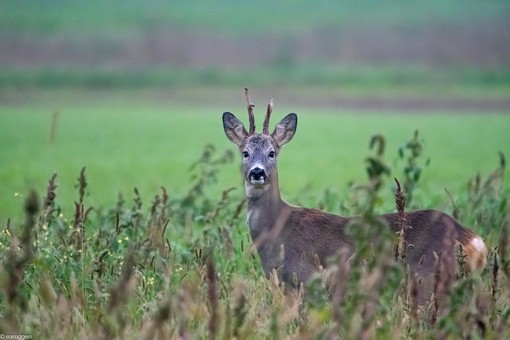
xmin=2 ymin=0 xmax=510 ymax=338
xmin=1 ymin=90 xmax=509 ymax=338
xmin=1 ymin=91 xmax=509 ymax=221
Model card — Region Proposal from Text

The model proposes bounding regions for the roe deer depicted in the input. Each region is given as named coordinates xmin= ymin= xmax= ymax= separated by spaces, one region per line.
xmin=222 ymin=90 xmax=487 ymax=301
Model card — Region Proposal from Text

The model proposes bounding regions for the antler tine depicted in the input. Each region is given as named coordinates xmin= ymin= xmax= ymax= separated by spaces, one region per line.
xmin=262 ymin=98 xmax=273 ymax=134
xmin=245 ymin=88 xmax=256 ymax=134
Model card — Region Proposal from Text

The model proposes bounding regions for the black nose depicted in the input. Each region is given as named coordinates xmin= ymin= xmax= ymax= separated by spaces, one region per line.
xmin=249 ymin=167 xmax=266 ymax=180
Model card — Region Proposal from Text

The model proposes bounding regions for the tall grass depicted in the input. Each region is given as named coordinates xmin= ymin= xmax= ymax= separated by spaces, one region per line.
xmin=0 ymin=132 xmax=508 ymax=338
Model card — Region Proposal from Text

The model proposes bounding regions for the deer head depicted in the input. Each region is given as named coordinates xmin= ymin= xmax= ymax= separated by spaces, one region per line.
xmin=222 ymin=90 xmax=297 ymax=199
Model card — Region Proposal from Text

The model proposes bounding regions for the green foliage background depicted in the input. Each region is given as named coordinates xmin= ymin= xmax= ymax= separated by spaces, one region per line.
xmin=1 ymin=1 xmax=510 ymax=338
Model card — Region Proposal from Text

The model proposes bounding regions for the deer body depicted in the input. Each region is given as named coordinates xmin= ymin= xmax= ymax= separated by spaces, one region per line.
xmin=222 ymin=93 xmax=487 ymax=301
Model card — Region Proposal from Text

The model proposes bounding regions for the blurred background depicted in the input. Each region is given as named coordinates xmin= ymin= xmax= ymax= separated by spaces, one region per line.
xmin=1 ymin=0 xmax=510 ymax=220
xmin=1 ymin=0 xmax=509 ymax=109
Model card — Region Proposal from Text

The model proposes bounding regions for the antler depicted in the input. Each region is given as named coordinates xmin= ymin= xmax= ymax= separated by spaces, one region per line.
xmin=245 ymin=88 xmax=256 ymax=134
xmin=262 ymin=98 xmax=273 ymax=135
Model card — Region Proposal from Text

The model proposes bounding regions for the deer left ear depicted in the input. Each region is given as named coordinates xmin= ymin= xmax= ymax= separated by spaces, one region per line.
xmin=272 ymin=113 xmax=297 ymax=147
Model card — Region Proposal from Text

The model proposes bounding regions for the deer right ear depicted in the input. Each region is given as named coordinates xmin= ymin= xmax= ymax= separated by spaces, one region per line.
xmin=222 ymin=112 xmax=248 ymax=146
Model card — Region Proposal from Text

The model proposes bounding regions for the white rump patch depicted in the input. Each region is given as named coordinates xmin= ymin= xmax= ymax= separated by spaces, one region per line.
xmin=470 ymin=237 xmax=486 ymax=253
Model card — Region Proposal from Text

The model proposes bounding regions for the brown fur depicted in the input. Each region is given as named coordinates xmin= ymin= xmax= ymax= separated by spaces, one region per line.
xmin=251 ymin=207 xmax=486 ymax=301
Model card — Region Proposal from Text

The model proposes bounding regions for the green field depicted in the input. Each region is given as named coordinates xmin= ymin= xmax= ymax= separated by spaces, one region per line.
xmin=1 ymin=0 xmax=506 ymax=32
xmin=2 ymin=0 xmax=510 ymax=93
xmin=1 ymin=90 xmax=509 ymax=338
xmin=1 ymin=0 xmax=510 ymax=338
xmin=1 ymin=91 xmax=509 ymax=222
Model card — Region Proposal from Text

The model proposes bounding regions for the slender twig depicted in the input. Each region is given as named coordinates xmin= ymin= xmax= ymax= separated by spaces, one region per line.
xmin=394 ymin=178 xmax=408 ymax=264
xmin=206 ymin=253 xmax=218 ymax=340
xmin=49 ymin=110 xmax=59 ymax=145
xmin=444 ymin=187 xmax=460 ymax=220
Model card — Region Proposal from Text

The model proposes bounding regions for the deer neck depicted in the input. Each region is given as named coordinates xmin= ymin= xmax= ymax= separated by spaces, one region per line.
xmin=245 ymin=170 xmax=289 ymax=242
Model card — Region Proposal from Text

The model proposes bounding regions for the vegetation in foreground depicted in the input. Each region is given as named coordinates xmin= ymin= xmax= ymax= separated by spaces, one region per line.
xmin=0 ymin=132 xmax=509 ymax=339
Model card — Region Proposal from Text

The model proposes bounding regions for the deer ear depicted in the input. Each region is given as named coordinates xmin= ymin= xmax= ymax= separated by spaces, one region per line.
xmin=222 ymin=112 xmax=248 ymax=146
xmin=272 ymin=113 xmax=297 ymax=147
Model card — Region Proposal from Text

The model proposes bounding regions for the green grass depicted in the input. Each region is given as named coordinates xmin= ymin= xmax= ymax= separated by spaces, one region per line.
xmin=1 ymin=1 xmax=509 ymax=93
xmin=1 ymin=0 xmax=508 ymax=34
xmin=1 ymin=90 xmax=509 ymax=222
xmin=1 ymin=1 xmax=509 ymax=336
xmin=0 ymin=90 xmax=509 ymax=338
xmin=2 ymin=67 xmax=510 ymax=99
xmin=0 ymin=97 xmax=509 ymax=337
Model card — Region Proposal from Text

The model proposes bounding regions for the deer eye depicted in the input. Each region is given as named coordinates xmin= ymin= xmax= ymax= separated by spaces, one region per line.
xmin=268 ymin=151 xmax=275 ymax=159
xmin=242 ymin=151 xmax=249 ymax=159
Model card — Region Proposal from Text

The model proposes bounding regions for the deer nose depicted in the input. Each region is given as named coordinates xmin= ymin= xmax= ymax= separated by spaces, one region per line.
xmin=249 ymin=167 xmax=267 ymax=181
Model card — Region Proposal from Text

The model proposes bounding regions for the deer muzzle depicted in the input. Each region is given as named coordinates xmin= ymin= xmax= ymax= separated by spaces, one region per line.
xmin=248 ymin=167 xmax=267 ymax=185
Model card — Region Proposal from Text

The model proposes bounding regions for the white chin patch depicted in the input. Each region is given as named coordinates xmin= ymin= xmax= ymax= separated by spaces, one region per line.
xmin=249 ymin=178 xmax=266 ymax=185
